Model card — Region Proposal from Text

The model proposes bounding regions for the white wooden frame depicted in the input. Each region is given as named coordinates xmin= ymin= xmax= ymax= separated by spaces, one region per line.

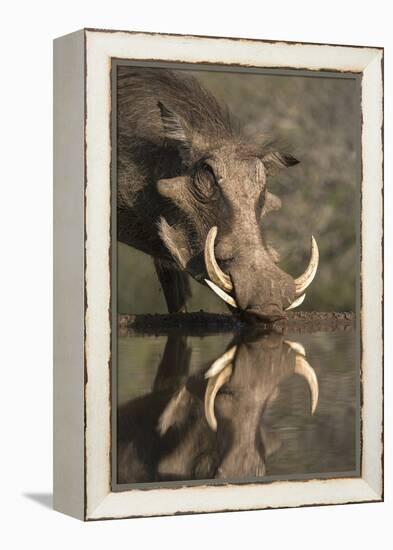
xmin=53 ymin=28 xmax=383 ymax=521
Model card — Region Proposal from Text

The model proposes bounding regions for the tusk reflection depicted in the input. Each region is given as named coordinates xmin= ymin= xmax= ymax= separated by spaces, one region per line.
xmin=204 ymin=363 xmax=233 ymax=431
xmin=294 ymin=354 xmax=319 ymax=415
xmin=286 ymin=339 xmax=319 ymax=414
xmin=205 ymin=345 xmax=237 ymax=379
xmin=284 ymin=340 xmax=306 ymax=356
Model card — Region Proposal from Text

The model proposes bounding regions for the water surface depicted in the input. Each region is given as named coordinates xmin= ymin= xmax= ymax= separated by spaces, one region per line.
xmin=116 ymin=329 xmax=359 ymax=487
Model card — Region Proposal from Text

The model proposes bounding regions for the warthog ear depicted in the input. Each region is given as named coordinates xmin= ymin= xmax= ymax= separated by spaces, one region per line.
xmin=158 ymin=101 xmax=192 ymax=164
xmin=261 ymin=151 xmax=300 ymax=176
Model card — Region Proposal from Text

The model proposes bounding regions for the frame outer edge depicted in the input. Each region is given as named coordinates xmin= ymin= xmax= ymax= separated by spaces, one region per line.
xmin=83 ymin=30 xmax=384 ymax=520
xmin=360 ymin=50 xmax=384 ymax=499
xmin=53 ymin=29 xmax=86 ymax=521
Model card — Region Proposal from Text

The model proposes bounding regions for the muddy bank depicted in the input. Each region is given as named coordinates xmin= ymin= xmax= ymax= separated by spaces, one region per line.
xmin=118 ymin=311 xmax=355 ymax=336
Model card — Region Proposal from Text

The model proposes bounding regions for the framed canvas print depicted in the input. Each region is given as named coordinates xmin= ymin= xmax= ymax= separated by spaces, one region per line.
xmin=53 ymin=28 xmax=383 ymax=520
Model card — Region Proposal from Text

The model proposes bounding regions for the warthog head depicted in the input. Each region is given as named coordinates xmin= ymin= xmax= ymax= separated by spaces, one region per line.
xmin=157 ymin=101 xmax=319 ymax=322
xmin=117 ymin=332 xmax=318 ymax=483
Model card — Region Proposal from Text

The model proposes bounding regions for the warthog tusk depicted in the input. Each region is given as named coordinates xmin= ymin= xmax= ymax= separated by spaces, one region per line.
xmin=285 ymin=293 xmax=306 ymax=311
xmin=294 ymin=236 xmax=319 ymax=296
xmin=205 ymin=279 xmax=238 ymax=308
xmin=204 ymin=363 xmax=233 ymax=431
xmin=204 ymin=226 xmax=233 ymax=292
xmin=294 ymin=355 xmax=319 ymax=414
xmin=205 ymin=346 xmax=237 ymax=379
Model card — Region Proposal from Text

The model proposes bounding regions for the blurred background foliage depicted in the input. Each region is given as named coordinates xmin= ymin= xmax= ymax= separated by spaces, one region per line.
xmin=118 ymin=68 xmax=359 ymax=314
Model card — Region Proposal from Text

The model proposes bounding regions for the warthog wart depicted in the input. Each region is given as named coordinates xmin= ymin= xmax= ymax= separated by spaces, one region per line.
xmin=117 ymin=68 xmax=319 ymax=322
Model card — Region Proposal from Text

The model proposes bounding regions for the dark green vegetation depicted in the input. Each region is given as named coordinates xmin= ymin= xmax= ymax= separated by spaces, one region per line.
xmin=118 ymin=69 xmax=358 ymax=314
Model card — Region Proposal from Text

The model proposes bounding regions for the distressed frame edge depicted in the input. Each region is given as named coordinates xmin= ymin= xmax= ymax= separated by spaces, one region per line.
xmin=83 ymin=30 xmax=383 ymax=521
xmin=83 ymin=26 xmax=384 ymax=53
xmin=87 ymin=479 xmax=381 ymax=521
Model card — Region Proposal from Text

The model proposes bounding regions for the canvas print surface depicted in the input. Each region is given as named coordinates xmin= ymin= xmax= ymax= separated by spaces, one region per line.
xmin=113 ymin=65 xmax=360 ymax=488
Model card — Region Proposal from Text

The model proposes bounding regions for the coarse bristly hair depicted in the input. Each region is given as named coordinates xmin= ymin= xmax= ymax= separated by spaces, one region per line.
xmin=116 ymin=68 xmax=301 ymax=316
xmin=117 ymin=68 xmax=242 ymax=215
xmin=116 ymin=68 xmax=285 ymax=213
xmin=117 ymin=67 xmax=237 ymax=146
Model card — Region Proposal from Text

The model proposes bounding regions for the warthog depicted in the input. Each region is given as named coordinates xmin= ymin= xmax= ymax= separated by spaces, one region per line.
xmin=117 ymin=333 xmax=318 ymax=483
xmin=118 ymin=68 xmax=319 ymax=321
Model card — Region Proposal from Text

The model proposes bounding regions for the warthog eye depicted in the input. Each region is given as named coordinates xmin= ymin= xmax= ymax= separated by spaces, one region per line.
xmin=193 ymin=162 xmax=219 ymax=202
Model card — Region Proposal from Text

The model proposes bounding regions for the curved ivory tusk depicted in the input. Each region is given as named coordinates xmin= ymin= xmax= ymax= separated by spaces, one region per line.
xmin=205 ymin=346 xmax=237 ymax=379
xmin=205 ymin=279 xmax=238 ymax=308
xmin=294 ymin=355 xmax=319 ymax=414
xmin=285 ymin=293 xmax=306 ymax=311
xmin=204 ymin=363 xmax=233 ymax=431
xmin=294 ymin=236 xmax=319 ymax=296
xmin=284 ymin=340 xmax=306 ymax=357
xmin=204 ymin=226 xmax=233 ymax=292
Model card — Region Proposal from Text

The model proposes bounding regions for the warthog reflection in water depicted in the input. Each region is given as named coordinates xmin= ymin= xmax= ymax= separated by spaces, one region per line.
xmin=117 ymin=332 xmax=318 ymax=484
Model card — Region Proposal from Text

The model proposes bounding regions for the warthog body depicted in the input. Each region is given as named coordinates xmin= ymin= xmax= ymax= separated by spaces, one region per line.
xmin=118 ymin=68 xmax=318 ymax=321
xmin=117 ymin=333 xmax=317 ymax=483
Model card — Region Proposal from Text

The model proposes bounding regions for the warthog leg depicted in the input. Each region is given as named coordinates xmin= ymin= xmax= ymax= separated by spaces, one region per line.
xmin=154 ymin=258 xmax=191 ymax=313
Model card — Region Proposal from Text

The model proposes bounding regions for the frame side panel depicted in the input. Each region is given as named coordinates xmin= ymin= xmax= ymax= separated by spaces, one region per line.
xmin=360 ymin=52 xmax=384 ymax=498
xmin=53 ymin=29 xmax=85 ymax=520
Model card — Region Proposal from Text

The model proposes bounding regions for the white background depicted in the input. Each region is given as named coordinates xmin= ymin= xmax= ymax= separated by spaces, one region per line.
xmin=0 ymin=1 xmax=391 ymax=548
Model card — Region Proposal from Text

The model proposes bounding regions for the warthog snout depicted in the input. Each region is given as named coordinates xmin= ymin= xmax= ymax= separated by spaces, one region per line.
xmin=204 ymin=226 xmax=319 ymax=322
